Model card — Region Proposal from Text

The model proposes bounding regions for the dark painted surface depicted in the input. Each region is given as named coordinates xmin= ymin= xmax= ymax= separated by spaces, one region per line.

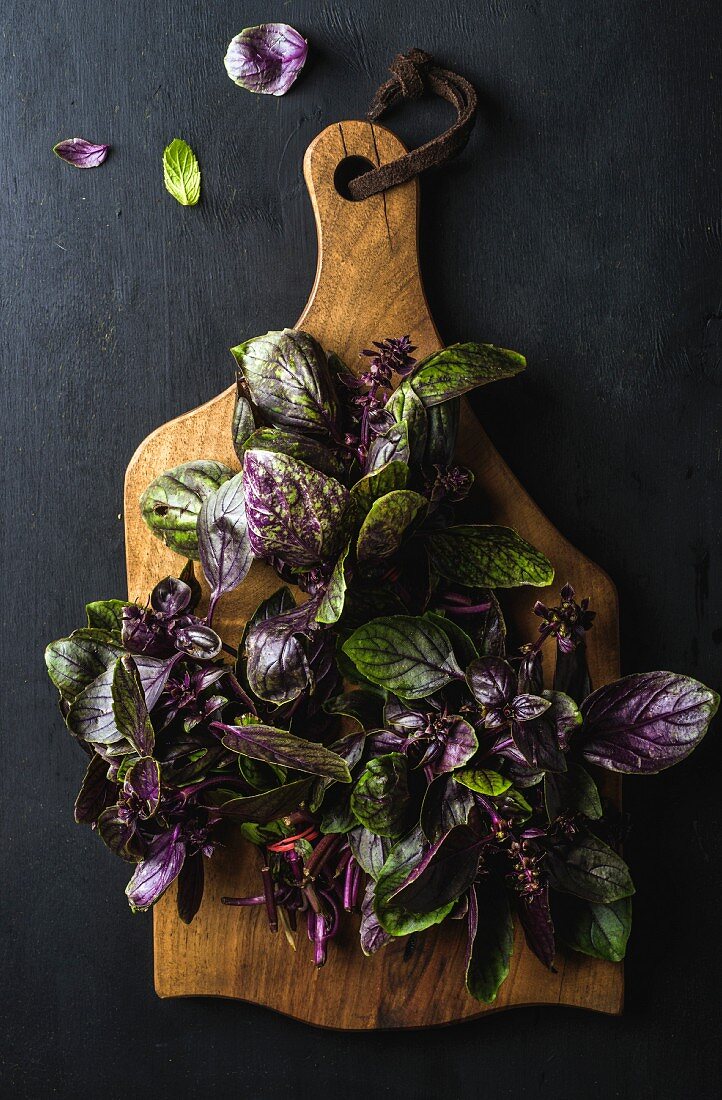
xmin=2 ymin=1 xmax=720 ymax=1096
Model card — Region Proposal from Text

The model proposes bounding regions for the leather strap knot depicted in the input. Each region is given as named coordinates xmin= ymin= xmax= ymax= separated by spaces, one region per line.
xmin=348 ymin=50 xmax=478 ymax=201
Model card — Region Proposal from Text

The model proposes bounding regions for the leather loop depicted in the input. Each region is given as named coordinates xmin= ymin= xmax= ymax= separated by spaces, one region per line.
xmin=348 ymin=49 xmax=478 ymax=200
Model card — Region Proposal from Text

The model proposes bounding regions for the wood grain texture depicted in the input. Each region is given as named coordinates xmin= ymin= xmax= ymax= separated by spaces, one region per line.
xmin=125 ymin=120 xmax=622 ymax=1026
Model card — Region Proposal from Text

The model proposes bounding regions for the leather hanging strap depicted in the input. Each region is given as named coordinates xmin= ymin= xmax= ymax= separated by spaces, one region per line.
xmin=348 ymin=48 xmax=478 ymax=200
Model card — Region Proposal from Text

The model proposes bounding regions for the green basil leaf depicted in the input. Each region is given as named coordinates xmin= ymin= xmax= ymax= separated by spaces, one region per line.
xmin=238 ymin=426 xmax=344 ymax=479
xmin=465 ymin=878 xmax=514 ymax=1003
xmin=411 ymin=342 xmax=525 ymax=406
xmin=215 ymin=721 xmax=351 ymax=782
xmin=356 ymin=490 xmax=427 ymax=562
xmin=454 ymin=768 xmax=512 ymax=797
xmin=342 ymin=615 xmax=463 ymax=700
xmin=162 ymin=138 xmax=201 ymax=206
xmin=385 ymin=380 xmax=428 ymax=461
xmin=219 ymin=778 xmax=314 ymax=825
xmin=426 ymin=525 xmax=554 ymax=588
xmin=85 ymin=600 xmax=128 ymax=633
xmin=348 ymin=827 xmax=393 ymax=880
xmin=422 ymin=611 xmax=479 ymax=668
xmin=45 ymin=629 xmax=124 ymax=704
xmin=111 ymin=655 xmax=155 ymax=756
xmin=544 ymin=762 xmax=602 ymax=821
xmin=545 ymin=831 xmax=635 ymax=904
xmin=316 ymin=540 xmax=351 ymax=624
xmin=366 ymin=421 xmax=410 ymax=472
xmin=140 ymin=460 xmax=234 ymax=558
xmin=555 ymin=894 xmax=632 ymax=963
xmin=374 ymin=827 xmax=455 ymax=935
xmin=349 ymin=461 xmax=409 ymax=519
xmin=231 ymin=392 xmax=256 ymax=460
xmin=423 ymin=398 xmax=460 ymax=467
xmin=351 ymin=753 xmax=410 ymax=837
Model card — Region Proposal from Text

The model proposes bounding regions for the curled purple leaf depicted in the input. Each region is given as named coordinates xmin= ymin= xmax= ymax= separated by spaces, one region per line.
xmin=224 ymin=23 xmax=308 ymax=97
xmin=53 ymin=138 xmax=110 ymax=168
xmin=125 ymin=826 xmax=187 ymax=912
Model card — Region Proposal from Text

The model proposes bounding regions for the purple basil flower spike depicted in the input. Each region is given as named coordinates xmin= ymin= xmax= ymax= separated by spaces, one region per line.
xmin=224 ymin=24 xmax=308 ymax=96
xmin=534 ymin=582 xmax=595 ymax=654
xmin=53 ymin=138 xmax=110 ymax=168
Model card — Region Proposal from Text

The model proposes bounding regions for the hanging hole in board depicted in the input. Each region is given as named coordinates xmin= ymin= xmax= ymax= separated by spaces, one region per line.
xmin=333 ymin=156 xmax=376 ymax=201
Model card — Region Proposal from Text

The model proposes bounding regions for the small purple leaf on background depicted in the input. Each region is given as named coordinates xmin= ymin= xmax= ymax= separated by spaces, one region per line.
xmin=53 ymin=138 xmax=109 ymax=168
xmin=224 ymin=23 xmax=308 ymax=96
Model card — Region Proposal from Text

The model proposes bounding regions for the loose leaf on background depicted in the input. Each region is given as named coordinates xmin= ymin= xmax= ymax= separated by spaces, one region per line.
xmin=140 ymin=461 xmax=233 ymax=558
xmin=465 ymin=878 xmax=514 ymax=1003
xmin=214 ymin=722 xmax=351 ymax=783
xmin=162 ymin=139 xmax=201 ymax=206
xmin=126 ymin=827 xmax=187 ymax=911
xmin=243 ymin=450 xmax=349 ymax=567
xmin=45 ymin=630 xmax=123 ymax=704
xmin=238 ymin=427 xmax=344 ymax=478
xmin=356 ymin=490 xmax=427 ymax=562
xmin=350 ymin=754 xmax=409 ymax=837
xmin=85 ymin=600 xmax=127 ymax=633
xmin=555 ymin=894 xmax=632 ymax=963
xmin=427 ymin=525 xmax=554 ymax=588
xmin=410 ymin=342 xmax=526 ymax=406
xmin=374 ymin=827 xmax=455 ymax=936
xmin=232 ymin=329 xmax=339 ymax=435
xmin=391 ymin=824 xmax=482 ymax=912
xmin=231 ymin=393 xmax=256 ymax=460
xmin=53 ymin=138 xmax=109 ymax=168
xmin=342 ymin=616 xmax=463 ymax=700
xmin=349 ymin=460 xmax=408 ymax=518
xmin=197 ymin=472 xmax=253 ymax=609
xmin=545 ymin=832 xmax=635 ymax=904
xmin=220 ymin=778 xmax=313 ymax=824
xmin=224 ymin=23 xmax=308 ymax=96
xmin=578 ymin=672 xmax=719 ymax=773
xmin=112 ymin=656 xmax=155 ymax=756
xmin=544 ymin=762 xmax=602 ymax=821
xmin=385 ymin=380 xmax=428 ymax=460
xmin=316 ymin=541 xmax=351 ymax=625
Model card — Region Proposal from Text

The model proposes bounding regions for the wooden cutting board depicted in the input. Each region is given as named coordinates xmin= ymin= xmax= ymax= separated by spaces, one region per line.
xmin=124 ymin=120 xmax=623 ymax=1026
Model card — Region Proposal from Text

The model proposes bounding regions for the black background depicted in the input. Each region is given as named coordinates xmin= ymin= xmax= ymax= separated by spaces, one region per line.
xmin=2 ymin=1 xmax=721 ymax=1097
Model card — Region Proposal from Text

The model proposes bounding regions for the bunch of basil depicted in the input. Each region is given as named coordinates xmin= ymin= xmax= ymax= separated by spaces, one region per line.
xmin=45 ymin=329 xmax=718 ymax=1002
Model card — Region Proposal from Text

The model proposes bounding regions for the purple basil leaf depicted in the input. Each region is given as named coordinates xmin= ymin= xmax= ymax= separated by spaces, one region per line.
xmin=174 ymin=624 xmax=222 ymax=661
xmin=124 ymin=756 xmax=161 ymax=815
xmin=542 ymin=689 xmax=583 ymax=751
xmin=74 ymin=753 xmax=116 ymax=824
xmin=466 ymin=656 xmax=517 ymax=708
xmin=365 ymin=421 xmax=411 ymax=473
xmin=245 ymin=600 xmax=317 ymax=703
xmin=553 ymin=643 xmax=591 ymax=704
xmin=420 ymin=774 xmax=476 ymax=843
xmin=97 ymin=807 xmax=137 ymax=860
xmin=213 ymin=721 xmax=352 ymax=782
xmin=518 ymin=648 xmax=543 ymax=694
xmin=150 ymin=576 xmax=192 ymax=617
xmin=111 ymin=655 xmax=155 ymax=756
xmin=544 ymin=762 xmax=602 ymax=822
xmin=545 ymin=830 xmax=634 ymax=904
xmin=224 ymin=24 xmax=307 ymax=96
xmin=67 ymin=665 xmax=126 ymax=748
xmin=125 ymin=826 xmax=187 ymax=912
xmin=243 ymin=449 xmax=349 ymax=568
xmin=176 ymin=853 xmax=205 ymax=924
xmin=133 ymin=652 xmax=182 ymax=710
xmin=510 ymin=715 xmax=567 ymax=773
xmin=435 ymin=717 xmax=479 ymax=774
xmin=517 ymin=883 xmax=555 ymax=969
xmin=391 ymin=824 xmax=482 ymax=912
xmin=231 ymin=392 xmax=256 ymax=460
xmin=45 ymin=629 xmax=123 ymax=704
xmin=348 ymin=827 xmax=393 ymax=880
xmin=219 ymin=777 xmax=313 ymax=824
xmin=239 ymin=426 xmax=344 ymax=480
xmin=578 ymin=671 xmax=719 ymax=774
xmin=360 ymin=881 xmax=392 ymax=956
xmin=511 ymin=693 xmax=551 ymax=722
xmin=232 ymin=329 xmax=339 ymax=434
xmin=53 ymin=137 xmax=109 ymax=168
xmin=197 ymin=472 xmax=254 ymax=610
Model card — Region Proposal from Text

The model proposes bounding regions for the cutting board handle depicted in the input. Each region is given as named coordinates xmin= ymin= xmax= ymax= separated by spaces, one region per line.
xmin=297 ymin=120 xmax=442 ymax=366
